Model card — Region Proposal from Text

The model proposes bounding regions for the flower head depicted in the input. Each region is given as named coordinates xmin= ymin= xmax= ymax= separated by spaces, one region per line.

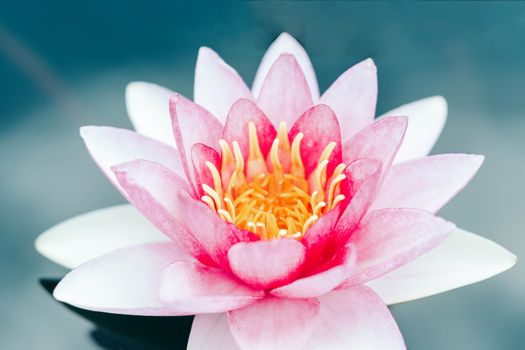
xmin=36 ymin=33 xmax=516 ymax=349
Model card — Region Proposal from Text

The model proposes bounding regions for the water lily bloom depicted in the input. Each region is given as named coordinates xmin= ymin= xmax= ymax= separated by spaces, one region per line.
xmin=36 ymin=33 xmax=516 ymax=349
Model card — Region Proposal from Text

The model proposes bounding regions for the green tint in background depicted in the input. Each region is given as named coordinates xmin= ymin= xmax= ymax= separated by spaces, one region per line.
xmin=0 ymin=1 xmax=524 ymax=349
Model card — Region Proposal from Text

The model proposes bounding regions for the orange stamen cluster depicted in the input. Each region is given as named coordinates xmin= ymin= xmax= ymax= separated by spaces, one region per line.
xmin=201 ymin=121 xmax=346 ymax=240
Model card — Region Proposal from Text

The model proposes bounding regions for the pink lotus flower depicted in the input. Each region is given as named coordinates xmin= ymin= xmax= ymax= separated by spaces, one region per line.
xmin=36 ymin=33 xmax=516 ymax=349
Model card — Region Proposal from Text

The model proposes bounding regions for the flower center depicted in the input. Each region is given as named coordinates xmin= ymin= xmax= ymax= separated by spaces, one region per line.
xmin=201 ymin=122 xmax=346 ymax=240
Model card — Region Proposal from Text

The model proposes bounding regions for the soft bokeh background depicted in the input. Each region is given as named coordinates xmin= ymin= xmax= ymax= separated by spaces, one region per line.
xmin=1 ymin=1 xmax=524 ymax=349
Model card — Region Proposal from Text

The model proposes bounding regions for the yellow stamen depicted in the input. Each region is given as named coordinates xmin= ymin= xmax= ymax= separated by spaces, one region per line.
xmin=200 ymin=123 xmax=347 ymax=239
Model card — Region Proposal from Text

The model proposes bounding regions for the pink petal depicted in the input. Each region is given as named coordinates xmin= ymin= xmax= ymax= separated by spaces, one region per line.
xmin=271 ymin=244 xmax=356 ymax=298
xmin=188 ymin=313 xmax=240 ymax=350
xmin=80 ymin=126 xmax=184 ymax=196
xmin=305 ymin=286 xmax=406 ymax=349
xmin=113 ymin=160 xmax=215 ymax=266
xmin=371 ymin=154 xmax=484 ymax=213
xmin=191 ymin=143 xmax=221 ymax=197
xmin=342 ymin=116 xmax=408 ymax=173
xmin=379 ymin=96 xmax=447 ymax=163
xmin=256 ymin=54 xmax=314 ymax=127
xmin=222 ymin=99 xmax=277 ymax=158
xmin=194 ymin=47 xmax=253 ymax=123
xmin=320 ymin=59 xmax=378 ymax=141
xmin=342 ymin=208 xmax=455 ymax=287
xmin=159 ymin=261 xmax=263 ymax=313
xmin=288 ymin=104 xmax=342 ymax=176
xmin=228 ymin=297 xmax=320 ymax=350
xmin=173 ymin=190 xmax=246 ymax=269
xmin=334 ymin=159 xmax=382 ymax=238
xmin=125 ymin=81 xmax=176 ymax=146
xmin=53 ymin=242 xmax=193 ymax=316
xmin=170 ymin=94 xmax=223 ymax=193
xmin=252 ymin=32 xmax=319 ymax=100
xmin=228 ymin=239 xmax=305 ymax=289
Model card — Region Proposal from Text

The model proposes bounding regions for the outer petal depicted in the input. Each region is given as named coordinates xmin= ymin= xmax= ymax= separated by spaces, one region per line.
xmin=368 ymin=228 xmax=517 ymax=305
xmin=188 ymin=313 xmax=240 ymax=350
xmin=288 ymin=104 xmax=342 ymax=176
xmin=53 ymin=242 xmax=192 ymax=315
xmin=194 ymin=47 xmax=253 ymax=122
xmin=80 ymin=126 xmax=184 ymax=195
xmin=35 ymin=205 xmax=166 ymax=269
xmin=228 ymin=239 xmax=305 ymax=290
xmin=113 ymin=160 xmax=215 ymax=266
xmin=320 ymin=59 xmax=378 ymax=141
xmin=252 ymin=32 xmax=319 ymax=100
xmin=271 ymin=244 xmax=356 ymax=298
xmin=342 ymin=116 xmax=408 ymax=173
xmin=125 ymin=81 xmax=176 ymax=146
xmin=379 ymin=96 xmax=447 ymax=163
xmin=228 ymin=297 xmax=320 ymax=350
xmin=343 ymin=209 xmax=456 ymax=287
xmin=256 ymin=54 xmax=313 ymax=127
xmin=305 ymin=286 xmax=406 ymax=350
xmin=158 ymin=261 xmax=263 ymax=313
xmin=371 ymin=154 xmax=484 ymax=213
xmin=170 ymin=94 xmax=223 ymax=193
xmin=222 ymin=98 xmax=277 ymax=158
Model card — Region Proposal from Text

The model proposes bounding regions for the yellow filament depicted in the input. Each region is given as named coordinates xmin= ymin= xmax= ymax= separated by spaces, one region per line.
xmin=202 ymin=122 xmax=347 ymax=240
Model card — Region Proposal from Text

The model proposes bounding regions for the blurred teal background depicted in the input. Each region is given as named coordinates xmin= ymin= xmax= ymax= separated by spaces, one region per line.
xmin=1 ymin=1 xmax=524 ymax=349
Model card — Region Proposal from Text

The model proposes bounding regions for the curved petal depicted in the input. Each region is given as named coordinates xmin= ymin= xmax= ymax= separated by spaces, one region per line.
xmin=227 ymin=297 xmax=320 ymax=350
xmin=222 ymin=99 xmax=277 ymax=158
xmin=188 ymin=313 xmax=240 ymax=350
xmin=320 ymin=59 xmax=377 ymax=141
xmin=53 ymin=242 xmax=192 ymax=316
xmin=113 ymin=160 xmax=215 ymax=266
xmin=191 ymin=143 xmax=221 ymax=197
xmin=35 ymin=205 xmax=166 ymax=269
xmin=194 ymin=47 xmax=253 ymax=122
xmin=271 ymin=244 xmax=356 ymax=298
xmin=379 ymin=96 xmax=447 ymax=163
xmin=159 ymin=261 xmax=263 ymax=313
xmin=228 ymin=239 xmax=305 ymax=289
xmin=256 ymin=54 xmax=313 ymax=127
xmin=305 ymin=286 xmax=405 ymax=350
xmin=252 ymin=32 xmax=319 ymax=100
xmin=80 ymin=126 xmax=184 ymax=195
xmin=342 ymin=116 xmax=408 ymax=174
xmin=342 ymin=209 xmax=456 ymax=287
xmin=367 ymin=228 xmax=517 ymax=305
xmin=288 ymin=104 xmax=342 ymax=176
xmin=125 ymin=81 xmax=176 ymax=146
xmin=371 ymin=154 xmax=484 ymax=213
xmin=169 ymin=94 xmax=223 ymax=193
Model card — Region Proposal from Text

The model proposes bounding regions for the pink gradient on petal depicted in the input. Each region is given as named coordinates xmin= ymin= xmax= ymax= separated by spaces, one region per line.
xmin=305 ymin=286 xmax=406 ymax=349
xmin=288 ymin=104 xmax=342 ymax=176
xmin=159 ymin=261 xmax=263 ymax=313
xmin=320 ymin=58 xmax=378 ymax=142
xmin=223 ymin=98 xmax=277 ymax=158
xmin=170 ymin=94 xmax=223 ymax=194
xmin=113 ymin=160 xmax=215 ymax=266
xmin=53 ymin=242 xmax=193 ymax=316
xmin=371 ymin=154 xmax=484 ymax=213
xmin=256 ymin=54 xmax=313 ymax=127
xmin=80 ymin=126 xmax=184 ymax=197
xmin=342 ymin=116 xmax=408 ymax=174
xmin=194 ymin=47 xmax=253 ymax=123
xmin=228 ymin=239 xmax=305 ymax=289
xmin=271 ymin=244 xmax=356 ymax=298
xmin=188 ymin=313 xmax=240 ymax=350
xmin=228 ymin=297 xmax=320 ymax=350
xmin=342 ymin=208 xmax=455 ymax=287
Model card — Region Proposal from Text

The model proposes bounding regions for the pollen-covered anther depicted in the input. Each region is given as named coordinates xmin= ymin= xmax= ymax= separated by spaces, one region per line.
xmin=201 ymin=121 xmax=346 ymax=240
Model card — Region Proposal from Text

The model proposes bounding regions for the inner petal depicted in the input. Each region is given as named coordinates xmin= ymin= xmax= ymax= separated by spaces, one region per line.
xmin=201 ymin=121 xmax=346 ymax=240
